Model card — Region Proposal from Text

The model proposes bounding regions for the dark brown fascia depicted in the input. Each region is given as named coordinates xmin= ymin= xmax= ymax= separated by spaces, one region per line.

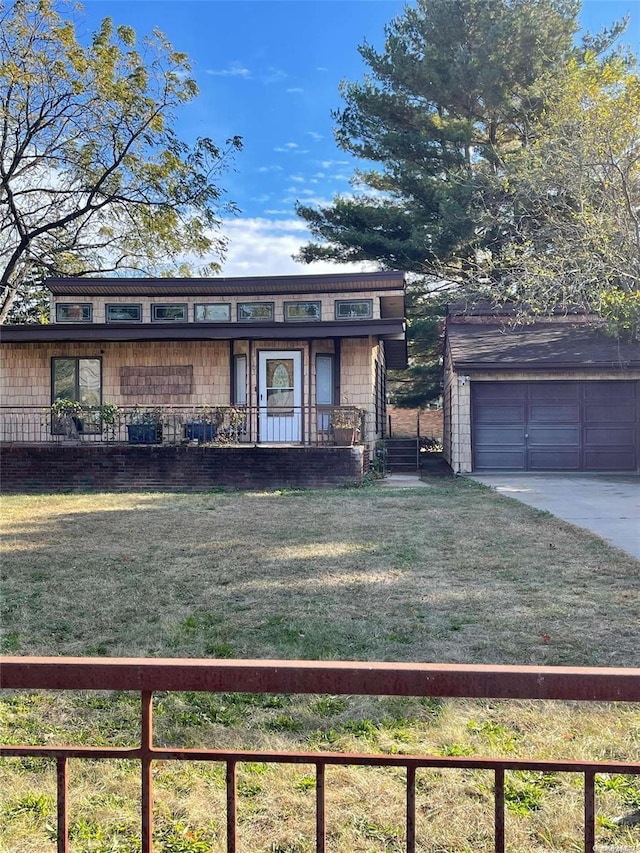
xmin=0 ymin=318 xmax=406 ymax=343
xmin=453 ymin=360 xmax=640 ymax=372
xmin=47 ymin=271 xmax=406 ymax=297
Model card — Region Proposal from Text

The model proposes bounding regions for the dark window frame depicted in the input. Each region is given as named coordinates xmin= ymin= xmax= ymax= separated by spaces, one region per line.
xmin=194 ymin=303 xmax=231 ymax=322
xmin=151 ymin=303 xmax=188 ymax=322
xmin=335 ymin=299 xmax=373 ymax=320
xmin=55 ymin=303 xmax=93 ymax=323
xmin=284 ymin=300 xmax=322 ymax=322
xmin=106 ymin=304 xmax=143 ymax=323
xmin=50 ymin=356 xmax=103 ymax=434
xmin=237 ymin=301 xmax=275 ymax=322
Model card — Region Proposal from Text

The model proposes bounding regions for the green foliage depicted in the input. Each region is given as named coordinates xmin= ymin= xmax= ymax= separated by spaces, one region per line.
xmin=296 ymin=0 xmax=634 ymax=403
xmin=0 ymin=0 xmax=242 ymax=322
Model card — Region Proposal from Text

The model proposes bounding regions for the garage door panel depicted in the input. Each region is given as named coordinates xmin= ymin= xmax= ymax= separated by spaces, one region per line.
xmin=585 ymin=427 xmax=636 ymax=446
xmin=474 ymin=405 xmax=526 ymax=424
xmin=475 ymin=450 xmax=527 ymax=469
xmin=528 ymin=450 xmax=581 ymax=470
xmin=528 ymin=426 xmax=580 ymax=446
xmin=529 ymin=404 xmax=580 ymax=423
xmin=584 ymin=449 xmax=636 ymax=470
xmin=529 ymin=382 xmax=579 ymax=400
xmin=583 ymin=382 xmax=636 ymax=402
xmin=584 ymin=402 xmax=635 ymax=423
xmin=474 ymin=426 xmax=525 ymax=445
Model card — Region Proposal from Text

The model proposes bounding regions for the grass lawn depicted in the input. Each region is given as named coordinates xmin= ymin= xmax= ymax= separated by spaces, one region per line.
xmin=1 ymin=479 xmax=639 ymax=852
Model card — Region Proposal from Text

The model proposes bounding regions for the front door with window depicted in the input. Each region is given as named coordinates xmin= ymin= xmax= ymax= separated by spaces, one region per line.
xmin=258 ymin=351 xmax=302 ymax=442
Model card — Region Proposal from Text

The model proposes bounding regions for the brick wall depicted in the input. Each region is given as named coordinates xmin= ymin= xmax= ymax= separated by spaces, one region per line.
xmin=0 ymin=445 xmax=367 ymax=493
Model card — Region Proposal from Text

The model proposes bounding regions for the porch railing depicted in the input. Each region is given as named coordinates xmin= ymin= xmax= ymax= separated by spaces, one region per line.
xmin=1 ymin=657 xmax=639 ymax=853
xmin=0 ymin=405 xmax=365 ymax=446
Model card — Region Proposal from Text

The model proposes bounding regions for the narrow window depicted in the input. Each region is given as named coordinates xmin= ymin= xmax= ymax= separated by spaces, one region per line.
xmin=335 ymin=299 xmax=373 ymax=320
xmin=284 ymin=301 xmax=321 ymax=321
xmin=233 ymin=355 xmax=247 ymax=405
xmin=106 ymin=304 xmax=142 ymax=322
xmin=55 ymin=303 xmax=92 ymax=322
xmin=152 ymin=304 xmax=187 ymax=322
xmin=195 ymin=303 xmax=231 ymax=322
xmin=316 ymin=354 xmax=334 ymax=432
xmin=237 ymin=302 xmax=274 ymax=321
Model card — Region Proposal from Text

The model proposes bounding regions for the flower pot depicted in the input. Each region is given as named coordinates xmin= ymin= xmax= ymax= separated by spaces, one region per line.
xmin=333 ymin=426 xmax=357 ymax=446
xmin=127 ymin=424 xmax=162 ymax=444
xmin=184 ymin=421 xmax=215 ymax=442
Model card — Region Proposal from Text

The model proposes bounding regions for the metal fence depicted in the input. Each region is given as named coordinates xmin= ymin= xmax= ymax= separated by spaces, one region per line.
xmin=0 ymin=405 xmax=365 ymax=446
xmin=1 ymin=657 xmax=639 ymax=853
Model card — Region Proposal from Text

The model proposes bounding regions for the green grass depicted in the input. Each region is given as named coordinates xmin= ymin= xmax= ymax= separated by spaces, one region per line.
xmin=1 ymin=482 xmax=639 ymax=851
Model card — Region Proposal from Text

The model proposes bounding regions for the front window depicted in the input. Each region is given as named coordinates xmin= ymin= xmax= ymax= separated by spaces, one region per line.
xmin=284 ymin=301 xmax=321 ymax=321
xmin=55 ymin=303 xmax=92 ymax=322
xmin=51 ymin=357 xmax=102 ymax=434
xmin=335 ymin=299 xmax=373 ymax=319
xmin=106 ymin=304 xmax=142 ymax=322
xmin=52 ymin=358 xmax=101 ymax=407
xmin=238 ymin=302 xmax=274 ymax=321
xmin=152 ymin=304 xmax=187 ymax=322
xmin=195 ymin=303 xmax=231 ymax=322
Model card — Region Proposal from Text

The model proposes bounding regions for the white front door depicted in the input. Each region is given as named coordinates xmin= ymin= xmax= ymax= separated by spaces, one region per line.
xmin=258 ymin=351 xmax=302 ymax=442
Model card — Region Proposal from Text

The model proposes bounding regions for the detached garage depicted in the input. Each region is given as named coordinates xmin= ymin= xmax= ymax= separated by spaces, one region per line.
xmin=443 ymin=311 xmax=640 ymax=473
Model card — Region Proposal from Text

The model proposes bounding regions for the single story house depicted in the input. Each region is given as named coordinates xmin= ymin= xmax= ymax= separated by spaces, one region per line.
xmin=443 ymin=306 xmax=640 ymax=473
xmin=0 ymin=271 xmax=407 ymax=490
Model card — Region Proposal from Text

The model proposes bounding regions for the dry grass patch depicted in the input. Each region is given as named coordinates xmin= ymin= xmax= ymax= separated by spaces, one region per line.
xmin=1 ymin=483 xmax=639 ymax=851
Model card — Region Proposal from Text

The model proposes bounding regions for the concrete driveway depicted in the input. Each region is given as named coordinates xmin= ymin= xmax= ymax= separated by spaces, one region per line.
xmin=469 ymin=474 xmax=640 ymax=560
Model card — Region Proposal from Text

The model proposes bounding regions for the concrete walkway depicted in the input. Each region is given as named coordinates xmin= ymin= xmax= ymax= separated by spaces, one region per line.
xmin=469 ymin=474 xmax=640 ymax=560
xmin=378 ymin=473 xmax=430 ymax=488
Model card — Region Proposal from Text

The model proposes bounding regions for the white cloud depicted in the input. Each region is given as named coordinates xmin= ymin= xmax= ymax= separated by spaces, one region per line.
xmin=219 ymin=217 xmax=377 ymax=277
xmin=286 ymin=87 xmax=304 ymax=94
xmin=257 ymin=165 xmax=284 ymax=173
xmin=288 ymin=175 xmax=305 ymax=183
xmin=307 ymin=131 xmax=324 ymax=141
xmin=316 ymin=66 xmax=329 ymax=72
xmin=206 ymin=63 xmax=251 ymax=78
xmin=319 ymin=159 xmax=349 ymax=169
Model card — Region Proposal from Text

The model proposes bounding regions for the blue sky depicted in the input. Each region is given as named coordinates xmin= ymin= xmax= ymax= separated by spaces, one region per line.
xmin=79 ymin=0 xmax=640 ymax=277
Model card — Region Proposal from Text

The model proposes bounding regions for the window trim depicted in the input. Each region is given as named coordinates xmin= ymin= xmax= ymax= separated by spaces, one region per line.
xmin=151 ymin=303 xmax=188 ymax=323
xmin=335 ymin=299 xmax=373 ymax=320
xmin=55 ymin=303 xmax=93 ymax=323
xmin=284 ymin=300 xmax=322 ymax=322
xmin=106 ymin=304 xmax=143 ymax=323
xmin=194 ymin=303 xmax=231 ymax=322
xmin=237 ymin=301 xmax=275 ymax=322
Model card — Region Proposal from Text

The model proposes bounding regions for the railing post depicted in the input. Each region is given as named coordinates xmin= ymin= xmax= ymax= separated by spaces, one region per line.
xmin=584 ymin=769 xmax=596 ymax=853
xmin=227 ymin=759 xmax=237 ymax=853
xmin=316 ymin=762 xmax=326 ymax=853
xmin=494 ymin=767 xmax=505 ymax=853
xmin=141 ymin=691 xmax=154 ymax=853
xmin=406 ymin=765 xmax=416 ymax=853
xmin=56 ymin=755 xmax=69 ymax=853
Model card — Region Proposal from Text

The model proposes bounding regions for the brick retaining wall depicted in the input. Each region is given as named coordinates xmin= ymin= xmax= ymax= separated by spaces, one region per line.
xmin=0 ymin=444 xmax=367 ymax=493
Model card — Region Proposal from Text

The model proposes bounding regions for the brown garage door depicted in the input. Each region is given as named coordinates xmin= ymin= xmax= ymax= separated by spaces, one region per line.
xmin=472 ymin=381 xmax=639 ymax=471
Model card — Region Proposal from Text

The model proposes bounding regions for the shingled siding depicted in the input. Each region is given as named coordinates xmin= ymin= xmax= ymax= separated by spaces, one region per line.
xmin=0 ymin=445 xmax=367 ymax=493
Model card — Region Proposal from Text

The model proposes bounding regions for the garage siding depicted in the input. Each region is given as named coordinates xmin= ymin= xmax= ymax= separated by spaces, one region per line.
xmin=472 ymin=381 xmax=639 ymax=471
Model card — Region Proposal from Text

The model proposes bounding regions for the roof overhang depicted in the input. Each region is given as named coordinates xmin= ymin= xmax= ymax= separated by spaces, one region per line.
xmin=46 ymin=271 xmax=406 ymax=297
xmin=1 ymin=318 xmax=406 ymax=344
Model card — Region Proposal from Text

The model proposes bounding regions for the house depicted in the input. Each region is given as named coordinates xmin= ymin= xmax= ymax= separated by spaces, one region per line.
xmin=443 ymin=305 xmax=640 ymax=473
xmin=0 ymin=271 xmax=407 ymax=490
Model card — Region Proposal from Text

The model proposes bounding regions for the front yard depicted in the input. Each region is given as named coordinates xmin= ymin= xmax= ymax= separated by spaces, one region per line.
xmin=1 ymin=480 xmax=639 ymax=851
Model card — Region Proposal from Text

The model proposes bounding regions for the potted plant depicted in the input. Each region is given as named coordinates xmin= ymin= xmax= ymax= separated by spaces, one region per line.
xmin=50 ymin=398 xmax=85 ymax=439
xmin=330 ymin=407 xmax=363 ymax=446
xmin=126 ymin=407 xmax=163 ymax=444
xmin=184 ymin=405 xmax=224 ymax=442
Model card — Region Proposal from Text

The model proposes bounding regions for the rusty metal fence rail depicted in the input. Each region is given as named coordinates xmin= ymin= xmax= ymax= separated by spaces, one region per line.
xmin=1 ymin=657 xmax=639 ymax=853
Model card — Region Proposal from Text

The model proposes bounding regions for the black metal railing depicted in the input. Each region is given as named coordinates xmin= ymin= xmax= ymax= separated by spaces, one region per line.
xmin=0 ymin=405 xmax=366 ymax=446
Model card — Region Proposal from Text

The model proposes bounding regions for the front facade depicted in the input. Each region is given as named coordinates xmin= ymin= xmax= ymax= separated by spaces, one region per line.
xmin=1 ymin=272 xmax=407 ymax=469
xmin=444 ymin=308 xmax=640 ymax=473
